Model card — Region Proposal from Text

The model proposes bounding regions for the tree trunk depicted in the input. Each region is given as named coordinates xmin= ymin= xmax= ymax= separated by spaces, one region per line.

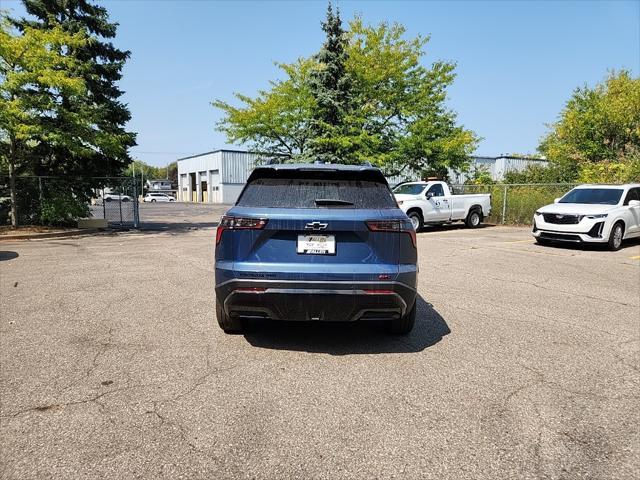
xmin=8 ymin=138 xmax=18 ymax=228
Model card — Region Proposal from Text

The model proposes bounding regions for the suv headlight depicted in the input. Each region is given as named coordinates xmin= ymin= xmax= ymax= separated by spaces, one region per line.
xmin=534 ymin=211 xmax=542 ymax=216
xmin=586 ymin=214 xmax=608 ymax=219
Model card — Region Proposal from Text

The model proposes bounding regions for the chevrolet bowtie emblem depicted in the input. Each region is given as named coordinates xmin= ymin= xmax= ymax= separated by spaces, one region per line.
xmin=305 ymin=221 xmax=328 ymax=231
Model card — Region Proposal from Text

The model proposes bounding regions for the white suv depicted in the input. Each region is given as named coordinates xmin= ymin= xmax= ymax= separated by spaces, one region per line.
xmin=143 ymin=193 xmax=175 ymax=203
xmin=532 ymin=184 xmax=640 ymax=250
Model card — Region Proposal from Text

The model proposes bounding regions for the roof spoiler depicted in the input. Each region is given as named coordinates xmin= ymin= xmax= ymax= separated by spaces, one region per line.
xmin=246 ymin=165 xmax=389 ymax=185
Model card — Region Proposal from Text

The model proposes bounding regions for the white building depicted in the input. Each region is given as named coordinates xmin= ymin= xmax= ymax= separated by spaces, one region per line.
xmin=176 ymin=150 xmax=265 ymax=204
xmin=448 ymin=156 xmax=548 ymax=184
xmin=177 ymin=150 xmax=549 ymax=203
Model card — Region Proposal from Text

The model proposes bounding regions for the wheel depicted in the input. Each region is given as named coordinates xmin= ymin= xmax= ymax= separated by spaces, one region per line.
xmin=122 ymin=197 xmax=130 ymax=202
xmin=407 ymin=211 xmax=423 ymax=232
xmin=465 ymin=209 xmax=482 ymax=228
xmin=388 ymin=300 xmax=416 ymax=335
xmin=535 ymin=237 xmax=552 ymax=246
xmin=607 ymin=222 xmax=624 ymax=251
xmin=105 ymin=197 xmax=112 ymax=202
xmin=151 ymin=199 xmax=156 ymax=203
xmin=216 ymin=298 xmax=244 ymax=334
xmin=170 ymin=199 xmax=175 ymax=202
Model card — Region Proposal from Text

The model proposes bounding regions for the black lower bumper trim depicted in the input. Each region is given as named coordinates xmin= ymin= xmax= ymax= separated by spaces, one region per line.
xmin=539 ymin=232 xmax=582 ymax=242
xmin=216 ymin=281 xmax=416 ymax=322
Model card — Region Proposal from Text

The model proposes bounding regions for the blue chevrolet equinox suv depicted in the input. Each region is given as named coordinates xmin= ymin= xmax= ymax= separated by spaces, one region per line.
xmin=214 ymin=163 xmax=418 ymax=334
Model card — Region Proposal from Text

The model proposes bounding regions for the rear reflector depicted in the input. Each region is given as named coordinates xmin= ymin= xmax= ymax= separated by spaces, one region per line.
xmin=234 ymin=287 xmax=267 ymax=293
xmin=363 ymin=289 xmax=395 ymax=295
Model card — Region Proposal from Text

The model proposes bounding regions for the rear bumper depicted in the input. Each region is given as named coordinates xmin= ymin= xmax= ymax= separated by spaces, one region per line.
xmin=215 ymin=279 xmax=417 ymax=322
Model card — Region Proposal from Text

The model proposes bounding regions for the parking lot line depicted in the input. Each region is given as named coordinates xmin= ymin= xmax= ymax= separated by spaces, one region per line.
xmin=502 ymin=239 xmax=533 ymax=244
xmin=630 ymin=255 xmax=640 ymax=260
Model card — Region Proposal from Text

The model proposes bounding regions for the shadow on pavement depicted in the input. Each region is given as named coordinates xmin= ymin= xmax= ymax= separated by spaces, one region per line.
xmin=536 ymin=236 xmax=640 ymax=252
xmin=419 ymin=223 xmax=494 ymax=234
xmin=243 ymin=295 xmax=450 ymax=355
xmin=138 ymin=221 xmax=219 ymax=232
xmin=0 ymin=251 xmax=19 ymax=261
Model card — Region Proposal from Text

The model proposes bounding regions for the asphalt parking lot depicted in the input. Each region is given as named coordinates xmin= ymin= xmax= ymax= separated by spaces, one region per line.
xmin=1 ymin=203 xmax=639 ymax=479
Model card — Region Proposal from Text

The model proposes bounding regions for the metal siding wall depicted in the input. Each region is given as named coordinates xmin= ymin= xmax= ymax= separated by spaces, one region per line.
xmin=221 ymin=184 xmax=245 ymax=204
xmin=221 ymin=151 xmax=263 ymax=184
xmin=386 ymin=173 xmax=418 ymax=186
xmin=177 ymin=152 xmax=223 ymax=179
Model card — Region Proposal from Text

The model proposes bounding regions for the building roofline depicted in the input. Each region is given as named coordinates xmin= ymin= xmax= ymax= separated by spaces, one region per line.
xmin=177 ymin=149 xmax=289 ymax=161
xmin=177 ymin=150 xmax=548 ymax=163
xmin=469 ymin=155 xmax=547 ymax=162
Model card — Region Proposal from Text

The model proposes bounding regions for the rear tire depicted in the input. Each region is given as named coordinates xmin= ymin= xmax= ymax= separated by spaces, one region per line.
xmin=465 ymin=209 xmax=482 ymax=228
xmin=607 ymin=222 xmax=624 ymax=251
xmin=388 ymin=300 xmax=416 ymax=335
xmin=216 ymin=298 xmax=244 ymax=334
xmin=407 ymin=211 xmax=423 ymax=233
xmin=151 ymin=199 xmax=156 ymax=203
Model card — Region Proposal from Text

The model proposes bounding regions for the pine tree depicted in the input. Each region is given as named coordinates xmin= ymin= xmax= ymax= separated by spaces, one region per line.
xmin=307 ymin=3 xmax=354 ymax=163
xmin=17 ymin=0 xmax=136 ymax=177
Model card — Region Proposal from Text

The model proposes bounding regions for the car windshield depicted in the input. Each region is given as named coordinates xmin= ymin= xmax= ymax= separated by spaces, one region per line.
xmin=559 ymin=188 xmax=623 ymax=205
xmin=393 ymin=184 xmax=426 ymax=195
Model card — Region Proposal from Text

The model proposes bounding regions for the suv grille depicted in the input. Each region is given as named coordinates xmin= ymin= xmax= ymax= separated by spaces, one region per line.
xmin=542 ymin=214 xmax=582 ymax=224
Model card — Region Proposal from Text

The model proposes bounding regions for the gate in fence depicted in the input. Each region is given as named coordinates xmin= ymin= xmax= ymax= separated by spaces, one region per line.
xmin=98 ymin=178 xmax=140 ymax=227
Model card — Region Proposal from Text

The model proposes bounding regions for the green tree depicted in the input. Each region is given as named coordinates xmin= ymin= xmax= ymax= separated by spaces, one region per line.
xmin=123 ymin=160 xmax=162 ymax=181
xmin=0 ymin=13 xmax=86 ymax=226
xmin=306 ymin=3 xmax=355 ymax=162
xmin=166 ymin=161 xmax=178 ymax=184
xmin=345 ymin=18 xmax=478 ymax=176
xmin=213 ymin=14 xmax=478 ymax=176
xmin=213 ymin=58 xmax=316 ymax=158
xmin=17 ymin=0 xmax=136 ymax=177
xmin=540 ymin=70 xmax=640 ymax=182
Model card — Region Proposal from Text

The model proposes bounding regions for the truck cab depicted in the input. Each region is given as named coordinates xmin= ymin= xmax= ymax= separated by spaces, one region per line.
xmin=393 ymin=181 xmax=492 ymax=231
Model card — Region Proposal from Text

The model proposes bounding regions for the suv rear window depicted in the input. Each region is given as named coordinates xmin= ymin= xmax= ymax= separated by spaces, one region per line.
xmin=237 ymin=173 xmax=397 ymax=209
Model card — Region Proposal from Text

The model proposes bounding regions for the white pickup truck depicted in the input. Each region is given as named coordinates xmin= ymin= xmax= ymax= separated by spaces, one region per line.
xmin=393 ymin=181 xmax=492 ymax=231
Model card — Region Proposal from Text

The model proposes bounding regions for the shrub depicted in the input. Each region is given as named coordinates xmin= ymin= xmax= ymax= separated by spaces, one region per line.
xmin=39 ymin=190 xmax=89 ymax=227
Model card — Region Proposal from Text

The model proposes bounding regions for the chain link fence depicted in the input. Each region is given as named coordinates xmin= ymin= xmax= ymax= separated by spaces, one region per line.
xmin=450 ymin=183 xmax=580 ymax=225
xmin=2 ymin=176 xmax=583 ymax=228
xmin=0 ymin=176 xmax=140 ymax=228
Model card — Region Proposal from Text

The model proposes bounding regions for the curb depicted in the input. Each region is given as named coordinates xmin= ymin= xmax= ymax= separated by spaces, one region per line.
xmin=0 ymin=228 xmax=100 ymax=242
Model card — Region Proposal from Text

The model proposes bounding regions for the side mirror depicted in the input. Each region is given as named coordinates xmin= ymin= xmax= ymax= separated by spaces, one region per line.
xmin=629 ymin=200 xmax=640 ymax=207
xmin=553 ymin=198 xmax=560 ymax=204
xmin=426 ymin=192 xmax=434 ymax=199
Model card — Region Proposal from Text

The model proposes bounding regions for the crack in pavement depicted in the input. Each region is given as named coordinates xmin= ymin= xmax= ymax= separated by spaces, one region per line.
xmin=0 ymin=384 xmax=144 ymax=419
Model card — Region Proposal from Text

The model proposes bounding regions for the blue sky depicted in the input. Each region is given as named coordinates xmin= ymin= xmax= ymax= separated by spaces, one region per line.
xmin=6 ymin=0 xmax=640 ymax=166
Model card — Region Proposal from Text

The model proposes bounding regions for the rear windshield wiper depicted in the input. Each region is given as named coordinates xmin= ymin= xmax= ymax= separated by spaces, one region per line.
xmin=314 ymin=198 xmax=354 ymax=206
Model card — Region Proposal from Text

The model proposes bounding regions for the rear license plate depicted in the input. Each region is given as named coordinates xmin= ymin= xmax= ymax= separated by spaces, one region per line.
xmin=297 ymin=235 xmax=335 ymax=255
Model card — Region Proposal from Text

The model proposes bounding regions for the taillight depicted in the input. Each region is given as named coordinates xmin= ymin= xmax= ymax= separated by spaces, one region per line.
xmin=216 ymin=215 xmax=268 ymax=245
xmin=366 ymin=220 xmax=417 ymax=249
